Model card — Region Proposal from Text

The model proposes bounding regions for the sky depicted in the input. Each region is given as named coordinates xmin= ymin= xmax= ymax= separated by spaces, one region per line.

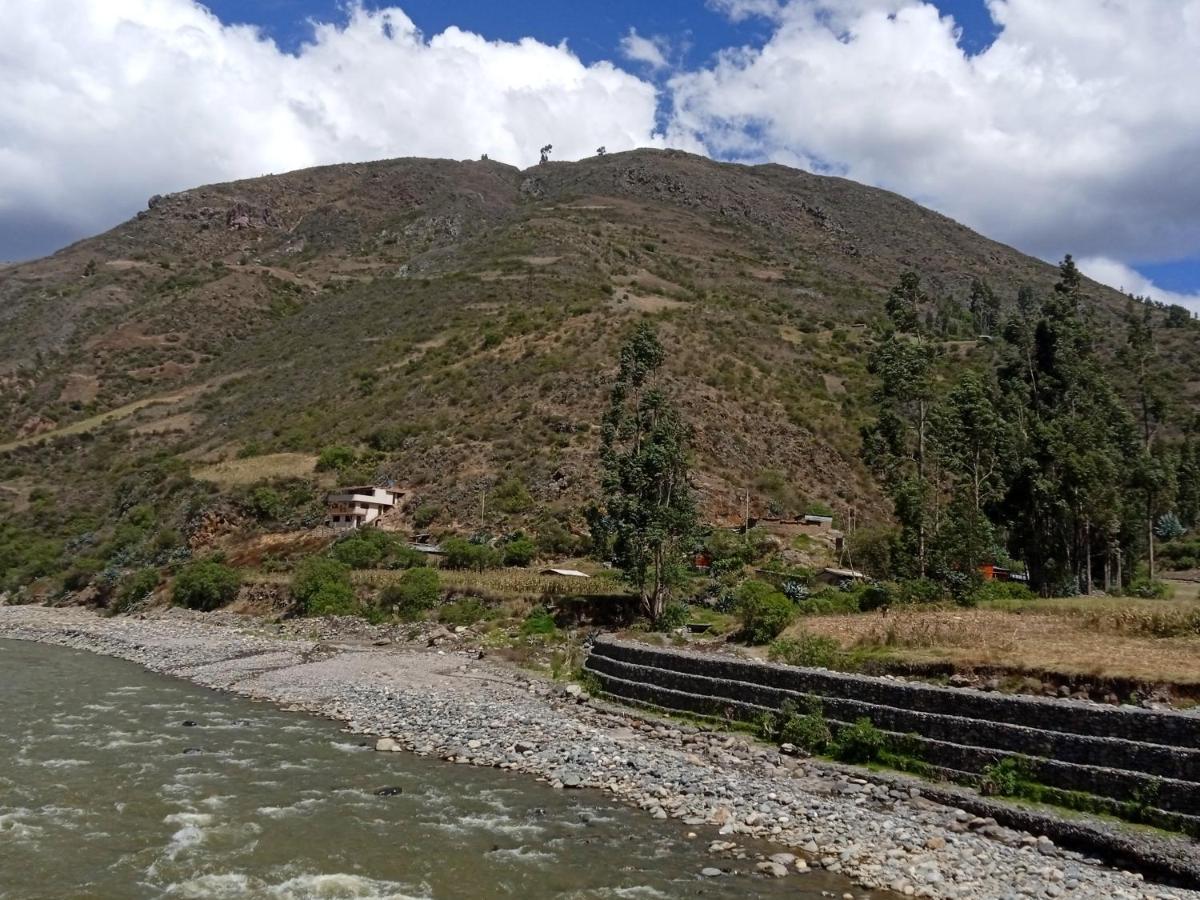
xmin=3 ymin=0 xmax=1200 ymax=308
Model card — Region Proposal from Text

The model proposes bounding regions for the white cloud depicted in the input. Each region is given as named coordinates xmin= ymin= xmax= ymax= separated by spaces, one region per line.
xmin=0 ymin=1 xmax=662 ymax=259
xmin=1078 ymin=256 xmax=1200 ymax=315
xmin=669 ymin=0 xmax=1200 ymax=268
xmin=620 ymin=28 xmax=669 ymax=69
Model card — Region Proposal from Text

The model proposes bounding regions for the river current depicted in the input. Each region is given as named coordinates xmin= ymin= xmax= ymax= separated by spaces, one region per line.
xmin=0 ymin=638 xmax=858 ymax=899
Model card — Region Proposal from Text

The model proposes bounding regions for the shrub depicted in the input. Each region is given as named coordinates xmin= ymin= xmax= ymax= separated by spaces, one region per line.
xmin=534 ymin=517 xmax=577 ymax=556
xmin=502 ymin=535 xmax=537 ymax=567
xmin=832 ymin=718 xmax=885 ymax=764
xmin=380 ymin=567 xmax=439 ymax=619
xmin=769 ymin=633 xmax=844 ymax=669
xmin=331 ymin=528 xmax=396 ymax=569
xmin=315 ymin=445 xmax=356 ymax=472
xmin=520 ymin=604 xmax=557 ymax=636
xmin=412 ymin=504 xmax=440 ymax=529
xmin=173 ymin=560 xmax=241 ymax=611
xmin=736 ymin=580 xmax=796 ymax=644
xmin=779 ymin=707 xmax=832 ymax=754
xmin=292 ymin=557 xmax=357 ymax=616
xmin=798 ymin=588 xmax=862 ymax=616
xmin=244 ymin=485 xmax=283 ymax=520
xmin=858 ymin=582 xmax=892 ymax=612
xmin=442 ymin=537 xmax=501 ymax=571
xmin=114 ymin=568 xmax=161 ymax=614
xmin=758 ymin=697 xmax=831 ymax=754
xmin=1127 ymin=577 xmax=1171 ymax=599
xmin=895 ymin=578 xmax=944 ymax=605
xmin=63 ymin=556 xmax=104 ymax=592
xmin=969 ymin=580 xmax=1036 ymax=604
xmin=387 ymin=544 xmax=427 ymax=570
xmin=438 ymin=597 xmax=488 ymax=627
xmin=980 ymin=757 xmax=1035 ymax=797
xmin=655 ymin=600 xmax=691 ymax=631
xmin=490 ymin=475 xmax=534 ymax=514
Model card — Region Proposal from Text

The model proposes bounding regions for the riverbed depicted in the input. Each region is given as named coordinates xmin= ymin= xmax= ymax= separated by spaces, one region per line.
xmin=0 ymin=638 xmax=842 ymax=899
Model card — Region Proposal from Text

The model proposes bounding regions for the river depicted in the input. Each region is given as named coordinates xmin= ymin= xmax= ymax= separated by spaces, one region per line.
xmin=0 ymin=638 xmax=856 ymax=899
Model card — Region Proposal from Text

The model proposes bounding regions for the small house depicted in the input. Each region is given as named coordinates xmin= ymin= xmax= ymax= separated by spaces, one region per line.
xmin=816 ymin=566 xmax=866 ymax=585
xmin=326 ymin=486 xmax=405 ymax=531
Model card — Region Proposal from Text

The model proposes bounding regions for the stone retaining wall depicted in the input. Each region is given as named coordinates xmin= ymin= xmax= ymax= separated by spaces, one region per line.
xmin=585 ymin=637 xmax=1200 ymax=828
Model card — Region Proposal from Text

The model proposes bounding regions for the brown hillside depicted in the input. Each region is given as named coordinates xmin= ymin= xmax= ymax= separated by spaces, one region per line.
xmin=1 ymin=149 xmax=1191 ymax=531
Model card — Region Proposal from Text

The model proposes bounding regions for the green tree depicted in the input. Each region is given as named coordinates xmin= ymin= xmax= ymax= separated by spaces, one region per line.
xmin=929 ymin=370 xmax=1010 ymax=574
xmin=998 ymin=257 xmax=1134 ymax=594
xmin=1121 ymin=297 xmax=1173 ymax=581
xmin=968 ymin=277 xmax=1001 ymax=335
xmin=173 ymin=560 xmax=241 ymax=611
xmin=292 ymin=557 xmax=357 ymax=616
xmin=593 ymin=324 xmax=697 ymax=622
xmin=862 ymin=273 xmax=937 ymax=576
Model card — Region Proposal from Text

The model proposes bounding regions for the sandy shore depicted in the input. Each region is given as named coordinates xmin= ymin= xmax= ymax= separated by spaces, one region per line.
xmin=1 ymin=604 xmax=1195 ymax=900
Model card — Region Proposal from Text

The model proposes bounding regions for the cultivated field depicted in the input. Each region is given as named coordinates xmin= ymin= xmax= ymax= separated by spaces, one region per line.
xmin=790 ymin=594 xmax=1200 ymax=688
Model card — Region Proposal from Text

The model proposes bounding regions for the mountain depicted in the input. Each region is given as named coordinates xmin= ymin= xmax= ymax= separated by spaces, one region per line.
xmin=0 ymin=149 xmax=1191 ymax=553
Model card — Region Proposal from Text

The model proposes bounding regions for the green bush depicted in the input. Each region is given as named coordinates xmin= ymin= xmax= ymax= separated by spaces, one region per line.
xmin=441 ymin=537 xmax=501 ymax=571
xmin=757 ymin=697 xmax=831 ymax=754
xmin=769 ymin=633 xmax=844 ymax=669
xmin=331 ymin=528 xmax=396 ymax=569
xmin=832 ymin=718 xmax=885 ymax=764
xmin=1127 ymin=577 xmax=1171 ymax=599
xmin=387 ymin=544 xmax=427 ymax=570
xmin=490 ymin=476 xmax=533 ymax=514
xmin=534 ymin=517 xmax=577 ymax=556
xmin=412 ymin=504 xmax=441 ymax=529
xmin=502 ymin=535 xmax=537 ymax=567
xmin=380 ymin=567 xmax=440 ymax=619
xmin=895 ymin=578 xmax=945 ymax=605
xmin=779 ymin=707 xmax=832 ymax=753
xmin=292 ymin=557 xmax=358 ymax=616
xmin=244 ymin=486 xmax=283 ymax=520
xmin=315 ymin=445 xmax=357 ymax=472
xmin=798 ymin=587 xmax=862 ymax=616
xmin=736 ymin=580 xmax=796 ymax=644
xmin=980 ymin=757 xmax=1035 ymax=797
xmin=520 ymin=604 xmax=558 ymax=636
xmin=438 ymin=597 xmax=488 ymax=627
xmin=969 ymin=580 xmax=1036 ymax=604
xmin=655 ymin=600 xmax=691 ymax=631
xmin=173 ymin=560 xmax=241 ymax=611
xmin=114 ymin=568 xmax=161 ymax=614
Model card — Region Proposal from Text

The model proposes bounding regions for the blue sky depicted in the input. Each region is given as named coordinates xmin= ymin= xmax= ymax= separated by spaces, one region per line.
xmin=206 ymin=0 xmax=1002 ymax=65
xmin=4 ymin=1 xmax=1199 ymax=303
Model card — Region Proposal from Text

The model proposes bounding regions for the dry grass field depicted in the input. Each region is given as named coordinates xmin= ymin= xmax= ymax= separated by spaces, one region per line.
xmin=790 ymin=595 xmax=1200 ymax=687
xmin=192 ymin=453 xmax=319 ymax=488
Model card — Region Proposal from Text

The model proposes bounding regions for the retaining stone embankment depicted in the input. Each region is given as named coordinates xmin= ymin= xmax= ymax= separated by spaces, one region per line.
xmin=585 ymin=637 xmax=1200 ymax=828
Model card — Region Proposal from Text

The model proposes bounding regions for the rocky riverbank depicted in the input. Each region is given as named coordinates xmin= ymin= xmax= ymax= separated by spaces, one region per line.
xmin=1 ymin=604 xmax=1194 ymax=900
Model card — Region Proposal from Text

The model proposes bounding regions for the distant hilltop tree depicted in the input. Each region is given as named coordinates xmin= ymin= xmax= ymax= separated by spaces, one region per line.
xmin=539 ymin=144 xmax=553 ymax=164
xmin=596 ymin=146 xmax=607 ymax=156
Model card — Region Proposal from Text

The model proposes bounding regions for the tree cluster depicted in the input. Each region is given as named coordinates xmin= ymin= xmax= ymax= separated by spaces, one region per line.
xmin=862 ymin=257 xmax=1200 ymax=596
